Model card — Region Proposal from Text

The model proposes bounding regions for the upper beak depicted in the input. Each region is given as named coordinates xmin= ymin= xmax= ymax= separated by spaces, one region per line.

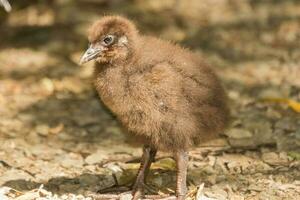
xmin=79 ymin=45 xmax=102 ymax=65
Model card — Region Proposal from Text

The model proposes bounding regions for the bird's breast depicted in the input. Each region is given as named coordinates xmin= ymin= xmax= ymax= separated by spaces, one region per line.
xmin=94 ymin=67 xmax=142 ymax=115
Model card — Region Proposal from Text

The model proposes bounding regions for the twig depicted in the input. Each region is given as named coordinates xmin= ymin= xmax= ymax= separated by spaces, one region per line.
xmin=0 ymin=0 xmax=11 ymax=12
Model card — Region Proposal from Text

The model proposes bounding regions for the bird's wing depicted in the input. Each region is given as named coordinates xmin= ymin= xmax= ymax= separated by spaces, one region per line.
xmin=146 ymin=60 xmax=228 ymax=134
xmin=144 ymin=59 xmax=226 ymax=109
xmin=140 ymin=61 xmax=187 ymax=113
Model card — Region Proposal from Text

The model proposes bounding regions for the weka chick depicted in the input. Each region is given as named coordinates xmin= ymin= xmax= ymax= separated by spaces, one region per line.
xmin=80 ymin=16 xmax=229 ymax=200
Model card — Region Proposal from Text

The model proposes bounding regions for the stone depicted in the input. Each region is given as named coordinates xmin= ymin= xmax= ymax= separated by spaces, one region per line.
xmin=55 ymin=153 xmax=84 ymax=168
xmin=261 ymin=152 xmax=289 ymax=166
xmin=228 ymin=138 xmax=256 ymax=148
xmin=35 ymin=124 xmax=49 ymax=136
xmin=0 ymin=169 xmax=33 ymax=186
xmin=59 ymin=183 xmax=81 ymax=193
xmin=275 ymin=118 xmax=297 ymax=131
xmin=96 ymin=174 xmax=116 ymax=190
xmin=84 ymin=150 xmax=108 ymax=165
xmin=225 ymin=128 xmax=252 ymax=139
xmin=120 ymin=193 xmax=133 ymax=200
xmin=78 ymin=174 xmax=99 ymax=186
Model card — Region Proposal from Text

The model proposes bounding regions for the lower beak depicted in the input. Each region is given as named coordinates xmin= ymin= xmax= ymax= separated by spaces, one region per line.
xmin=79 ymin=46 xmax=102 ymax=65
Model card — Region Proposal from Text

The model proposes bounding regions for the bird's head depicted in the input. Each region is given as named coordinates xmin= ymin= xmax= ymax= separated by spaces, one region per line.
xmin=80 ymin=16 xmax=138 ymax=65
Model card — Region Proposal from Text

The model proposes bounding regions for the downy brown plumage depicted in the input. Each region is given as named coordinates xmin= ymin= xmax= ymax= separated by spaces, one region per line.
xmin=80 ymin=15 xmax=229 ymax=200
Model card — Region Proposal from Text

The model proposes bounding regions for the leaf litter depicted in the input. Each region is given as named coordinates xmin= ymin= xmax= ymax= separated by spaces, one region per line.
xmin=0 ymin=0 xmax=300 ymax=199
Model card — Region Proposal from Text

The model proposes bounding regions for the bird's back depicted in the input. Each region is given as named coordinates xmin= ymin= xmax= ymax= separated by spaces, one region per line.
xmin=135 ymin=36 xmax=230 ymax=145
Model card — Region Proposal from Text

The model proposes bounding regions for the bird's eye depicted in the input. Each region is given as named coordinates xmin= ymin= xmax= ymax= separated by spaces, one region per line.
xmin=103 ymin=35 xmax=114 ymax=45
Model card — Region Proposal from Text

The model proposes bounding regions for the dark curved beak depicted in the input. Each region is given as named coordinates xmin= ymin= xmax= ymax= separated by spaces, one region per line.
xmin=79 ymin=46 xmax=102 ymax=65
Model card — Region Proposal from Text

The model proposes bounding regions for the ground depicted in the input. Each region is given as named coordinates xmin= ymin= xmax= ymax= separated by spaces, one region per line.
xmin=0 ymin=0 xmax=299 ymax=199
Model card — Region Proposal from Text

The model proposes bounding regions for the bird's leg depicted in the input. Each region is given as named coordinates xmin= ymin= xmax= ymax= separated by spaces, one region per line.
xmin=174 ymin=150 xmax=188 ymax=200
xmin=132 ymin=145 xmax=157 ymax=200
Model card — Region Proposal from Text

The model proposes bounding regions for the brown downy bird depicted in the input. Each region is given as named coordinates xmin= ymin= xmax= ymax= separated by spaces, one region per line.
xmin=80 ymin=16 xmax=229 ymax=200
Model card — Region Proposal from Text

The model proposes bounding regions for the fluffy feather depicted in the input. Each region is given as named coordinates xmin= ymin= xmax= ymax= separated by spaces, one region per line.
xmin=88 ymin=16 xmax=229 ymax=151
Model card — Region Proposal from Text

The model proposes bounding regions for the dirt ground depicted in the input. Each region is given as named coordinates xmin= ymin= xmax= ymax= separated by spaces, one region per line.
xmin=0 ymin=0 xmax=300 ymax=199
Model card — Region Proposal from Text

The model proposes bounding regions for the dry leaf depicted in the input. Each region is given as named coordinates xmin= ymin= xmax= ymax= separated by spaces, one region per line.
xmin=260 ymin=98 xmax=300 ymax=113
xmin=49 ymin=123 xmax=64 ymax=135
xmin=196 ymin=183 xmax=205 ymax=200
